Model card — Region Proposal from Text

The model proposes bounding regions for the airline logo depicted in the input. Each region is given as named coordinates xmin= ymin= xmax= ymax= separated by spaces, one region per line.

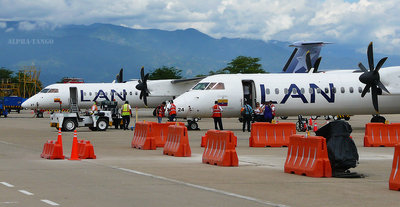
xmin=260 ymin=83 xmax=335 ymax=104
xmin=80 ymin=89 xmax=127 ymax=102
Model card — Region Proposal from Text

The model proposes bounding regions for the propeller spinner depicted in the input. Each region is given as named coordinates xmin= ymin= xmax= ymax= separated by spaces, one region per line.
xmin=358 ymin=42 xmax=389 ymax=113
xmin=135 ymin=66 xmax=150 ymax=106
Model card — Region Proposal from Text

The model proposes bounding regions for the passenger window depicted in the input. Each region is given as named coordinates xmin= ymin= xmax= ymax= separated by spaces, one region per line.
xmin=301 ymin=88 xmax=305 ymax=94
xmin=324 ymin=88 xmax=329 ymax=93
xmin=135 ymin=91 xmax=138 ymax=96
xmin=341 ymin=87 xmax=345 ymax=93
xmin=275 ymin=88 xmax=279 ymax=94
xmin=105 ymin=92 xmax=108 ymax=96
xmin=358 ymin=87 xmax=363 ymax=93
xmin=317 ymin=88 xmax=321 ymax=94
xmin=332 ymin=87 xmax=336 ymax=93
xmin=129 ymin=91 xmax=132 ymax=96
xmin=309 ymin=88 xmax=314 ymax=94
xmin=89 ymin=92 xmax=92 ymax=96
xmin=349 ymin=87 xmax=354 ymax=93
xmin=206 ymin=82 xmax=216 ymax=90
xmin=266 ymin=88 xmax=270 ymax=95
xmin=292 ymin=88 xmax=297 ymax=94
xmin=84 ymin=92 xmax=87 ymax=96
xmin=284 ymin=88 xmax=288 ymax=95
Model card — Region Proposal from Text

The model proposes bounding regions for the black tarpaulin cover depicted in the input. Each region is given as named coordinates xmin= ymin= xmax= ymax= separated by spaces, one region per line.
xmin=316 ymin=120 xmax=359 ymax=172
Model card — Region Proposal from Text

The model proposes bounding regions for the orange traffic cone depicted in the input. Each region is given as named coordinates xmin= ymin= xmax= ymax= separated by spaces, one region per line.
xmin=57 ymin=128 xmax=62 ymax=144
xmin=313 ymin=123 xmax=318 ymax=132
xmin=69 ymin=130 xmax=81 ymax=161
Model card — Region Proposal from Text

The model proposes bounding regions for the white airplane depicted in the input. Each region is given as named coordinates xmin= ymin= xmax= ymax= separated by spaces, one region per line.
xmin=21 ymin=68 xmax=201 ymax=113
xmin=169 ymin=43 xmax=400 ymax=129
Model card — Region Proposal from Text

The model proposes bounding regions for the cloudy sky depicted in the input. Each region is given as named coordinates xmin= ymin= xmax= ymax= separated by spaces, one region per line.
xmin=0 ymin=0 xmax=399 ymax=54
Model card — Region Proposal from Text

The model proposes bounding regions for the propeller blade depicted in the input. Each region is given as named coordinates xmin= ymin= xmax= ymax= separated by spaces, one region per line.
xmin=361 ymin=84 xmax=371 ymax=97
xmin=143 ymin=73 xmax=149 ymax=82
xmin=305 ymin=51 xmax=312 ymax=72
xmin=140 ymin=66 xmax=145 ymax=80
xmin=367 ymin=42 xmax=374 ymax=72
xmin=371 ymin=85 xmax=379 ymax=112
xmin=374 ymin=57 xmax=388 ymax=73
xmin=377 ymin=81 xmax=390 ymax=94
xmin=313 ymin=57 xmax=322 ymax=73
xmin=358 ymin=62 xmax=368 ymax=73
xmin=143 ymin=95 xmax=148 ymax=106
xmin=119 ymin=68 xmax=123 ymax=83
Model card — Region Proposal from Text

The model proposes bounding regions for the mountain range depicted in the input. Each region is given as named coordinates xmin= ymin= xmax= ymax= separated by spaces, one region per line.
xmin=1 ymin=21 xmax=400 ymax=86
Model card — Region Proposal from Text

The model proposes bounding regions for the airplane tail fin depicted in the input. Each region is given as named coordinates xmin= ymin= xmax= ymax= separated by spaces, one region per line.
xmin=282 ymin=41 xmax=331 ymax=73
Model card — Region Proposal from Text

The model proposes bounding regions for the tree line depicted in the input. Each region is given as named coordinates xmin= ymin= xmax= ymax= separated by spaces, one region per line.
xmin=149 ymin=55 xmax=266 ymax=80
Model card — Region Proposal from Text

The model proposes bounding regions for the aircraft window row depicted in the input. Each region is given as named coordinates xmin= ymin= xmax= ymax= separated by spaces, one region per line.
xmin=192 ymin=82 xmax=225 ymax=90
xmin=266 ymin=86 xmax=366 ymax=95
xmin=82 ymin=91 xmax=135 ymax=97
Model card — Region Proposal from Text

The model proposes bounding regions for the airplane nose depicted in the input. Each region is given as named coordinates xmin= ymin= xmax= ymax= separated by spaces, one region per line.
xmin=21 ymin=98 xmax=35 ymax=109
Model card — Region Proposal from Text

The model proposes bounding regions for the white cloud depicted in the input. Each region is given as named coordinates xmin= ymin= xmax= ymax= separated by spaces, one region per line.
xmin=0 ymin=0 xmax=400 ymax=54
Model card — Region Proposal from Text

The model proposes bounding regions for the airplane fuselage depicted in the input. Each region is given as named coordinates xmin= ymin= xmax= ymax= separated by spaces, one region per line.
xmin=173 ymin=67 xmax=400 ymax=118
xmin=22 ymin=81 xmax=169 ymax=110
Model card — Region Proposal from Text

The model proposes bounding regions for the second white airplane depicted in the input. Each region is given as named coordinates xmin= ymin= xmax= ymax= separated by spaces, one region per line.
xmin=170 ymin=43 xmax=400 ymax=129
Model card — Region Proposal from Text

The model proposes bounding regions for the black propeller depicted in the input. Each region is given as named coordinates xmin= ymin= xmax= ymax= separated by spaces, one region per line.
xmin=116 ymin=68 xmax=123 ymax=83
xmin=135 ymin=66 xmax=150 ymax=106
xmin=358 ymin=42 xmax=389 ymax=113
xmin=305 ymin=51 xmax=322 ymax=73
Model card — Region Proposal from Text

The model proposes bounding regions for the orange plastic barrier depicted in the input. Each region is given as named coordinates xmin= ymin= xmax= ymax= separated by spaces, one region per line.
xmin=249 ymin=122 xmax=296 ymax=147
xmin=201 ymin=130 xmax=237 ymax=147
xmin=389 ymin=144 xmax=400 ymax=190
xmin=163 ymin=125 xmax=191 ymax=157
xmin=40 ymin=128 xmax=65 ymax=160
xmin=152 ymin=122 xmax=185 ymax=148
xmin=202 ymin=130 xmax=238 ymax=167
xmin=364 ymin=123 xmax=400 ymax=147
xmin=131 ymin=122 xmax=157 ymax=150
xmin=284 ymin=135 xmax=332 ymax=177
xmin=77 ymin=139 xmax=97 ymax=159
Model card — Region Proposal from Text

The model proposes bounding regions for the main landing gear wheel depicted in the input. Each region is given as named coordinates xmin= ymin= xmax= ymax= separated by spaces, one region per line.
xmin=371 ymin=115 xmax=386 ymax=123
xmin=187 ymin=120 xmax=199 ymax=130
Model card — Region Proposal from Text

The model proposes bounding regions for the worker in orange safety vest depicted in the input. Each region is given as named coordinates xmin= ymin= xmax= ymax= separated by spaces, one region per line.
xmin=156 ymin=101 xmax=166 ymax=123
xmin=91 ymin=102 xmax=98 ymax=114
xmin=212 ymin=100 xmax=223 ymax=130
xmin=167 ymin=100 xmax=177 ymax=121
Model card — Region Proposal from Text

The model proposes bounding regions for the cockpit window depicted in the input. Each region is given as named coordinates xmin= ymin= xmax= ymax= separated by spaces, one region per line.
xmin=192 ymin=82 xmax=209 ymax=90
xmin=205 ymin=82 xmax=217 ymax=90
xmin=48 ymin=89 xmax=59 ymax=93
xmin=40 ymin=89 xmax=50 ymax=93
xmin=212 ymin=83 xmax=225 ymax=90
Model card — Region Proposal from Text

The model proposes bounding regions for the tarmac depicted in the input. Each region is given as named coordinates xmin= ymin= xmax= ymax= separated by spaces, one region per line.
xmin=1 ymin=110 xmax=400 ymax=207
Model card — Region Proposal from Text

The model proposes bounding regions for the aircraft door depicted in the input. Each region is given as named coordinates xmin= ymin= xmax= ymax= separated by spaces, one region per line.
xmin=69 ymin=87 xmax=78 ymax=105
xmin=242 ymin=80 xmax=256 ymax=108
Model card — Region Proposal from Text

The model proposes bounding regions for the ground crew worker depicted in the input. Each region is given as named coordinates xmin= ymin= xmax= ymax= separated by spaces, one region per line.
xmin=91 ymin=102 xmax=98 ymax=114
xmin=156 ymin=102 xmax=166 ymax=123
xmin=242 ymin=101 xmax=253 ymax=132
xmin=121 ymin=101 xmax=132 ymax=130
xmin=212 ymin=101 xmax=223 ymax=130
xmin=167 ymin=100 xmax=177 ymax=121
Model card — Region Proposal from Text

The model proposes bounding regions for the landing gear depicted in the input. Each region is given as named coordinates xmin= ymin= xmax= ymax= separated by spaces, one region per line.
xmin=371 ymin=115 xmax=386 ymax=123
xmin=187 ymin=118 xmax=200 ymax=130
